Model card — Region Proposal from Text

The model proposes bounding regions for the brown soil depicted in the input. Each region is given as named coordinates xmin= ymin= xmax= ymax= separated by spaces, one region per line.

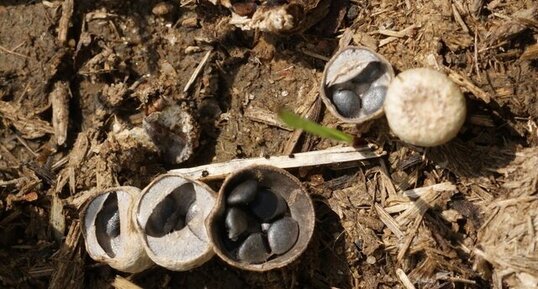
xmin=0 ymin=0 xmax=537 ymax=289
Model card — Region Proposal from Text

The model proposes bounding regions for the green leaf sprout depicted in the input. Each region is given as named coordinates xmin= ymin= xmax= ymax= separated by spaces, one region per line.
xmin=278 ymin=109 xmax=353 ymax=144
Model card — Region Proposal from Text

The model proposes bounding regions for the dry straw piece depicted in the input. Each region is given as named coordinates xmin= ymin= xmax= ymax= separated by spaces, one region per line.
xmin=207 ymin=165 xmax=315 ymax=271
xmin=133 ymin=173 xmax=216 ymax=271
xmin=384 ymin=68 xmax=467 ymax=147
xmin=81 ymin=187 xmax=154 ymax=273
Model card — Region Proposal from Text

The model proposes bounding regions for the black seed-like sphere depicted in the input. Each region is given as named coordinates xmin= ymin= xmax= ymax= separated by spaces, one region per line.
xmin=237 ymin=233 xmax=269 ymax=264
xmin=227 ymin=179 xmax=259 ymax=206
xmin=362 ymin=86 xmax=386 ymax=114
xmin=332 ymin=89 xmax=361 ymax=118
xmin=225 ymin=207 xmax=249 ymax=241
xmin=267 ymin=217 xmax=299 ymax=255
xmin=249 ymin=189 xmax=287 ymax=222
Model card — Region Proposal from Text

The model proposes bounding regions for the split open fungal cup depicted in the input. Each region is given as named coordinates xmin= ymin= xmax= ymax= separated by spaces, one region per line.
xmin=207 ymin=165 xmax=315 ymax=271
xmin=133 ymin=173 xmax=216 ymax=271
xmin=81 ymin=187 xmax=154 ymax=273
xmin=320 ymin=46 xmax=395 ymax=124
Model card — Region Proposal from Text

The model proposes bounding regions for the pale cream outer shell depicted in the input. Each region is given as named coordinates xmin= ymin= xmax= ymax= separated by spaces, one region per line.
xmin=384 ymin=68 xmax=466 ymax=147
xmin=81 ymin=187 xmax=154 ymax=273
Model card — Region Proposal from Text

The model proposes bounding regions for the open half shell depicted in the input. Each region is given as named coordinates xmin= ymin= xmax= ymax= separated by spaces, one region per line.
xmin=207 ymin=165 xmax=315 ymax=271
xmin=143 ymin=104 xmax=199 ymax=164
xmin=81 ymin=186 xmax=153 ymax=273
xmin=134 ymin=173 xmax=216 ymax=271
xmin=320 ymin=46 xmax=395 ymax=124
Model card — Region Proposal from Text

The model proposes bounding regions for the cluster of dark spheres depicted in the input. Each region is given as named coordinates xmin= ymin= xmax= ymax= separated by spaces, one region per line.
xmin=331 ymin=61 xmax=387 ymax=118
xmin=222 ymin=179 xmax=299 ymax=264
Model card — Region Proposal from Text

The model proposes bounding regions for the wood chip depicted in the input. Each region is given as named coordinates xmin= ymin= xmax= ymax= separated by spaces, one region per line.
xmin=112 ymin=276 xmax=143 ymax=289
xmin=48 ymin=221 xmax=84 ymax=289
xmin=49 ymin=194 xmax=65 ymax=241
xmin=50 ymin=81 xmax=71 ymax=145
xmin=396 ymin=268 xmax=417 ymax=289
xmin=374 ymin=203 xmax=404 ymax=239
xmin=58 ymin=0 xmax=74 ymax=44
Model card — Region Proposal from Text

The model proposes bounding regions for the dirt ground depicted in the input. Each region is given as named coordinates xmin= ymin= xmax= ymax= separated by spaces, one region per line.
xmin=0 ymin=0 xmax=537 ymax=288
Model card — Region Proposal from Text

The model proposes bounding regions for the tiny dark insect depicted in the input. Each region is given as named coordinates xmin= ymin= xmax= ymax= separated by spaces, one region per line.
xmin=288 ymin=154 xmax=295 ymax=158
xmin=264 ymin=154 xmax=270 ymax=159
xmin=202 ymin=170 xmax=209 ymax=177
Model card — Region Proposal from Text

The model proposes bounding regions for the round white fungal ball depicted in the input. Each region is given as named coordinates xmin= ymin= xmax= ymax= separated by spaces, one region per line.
xmin=384 ymin=68 xmax=466 ymax=147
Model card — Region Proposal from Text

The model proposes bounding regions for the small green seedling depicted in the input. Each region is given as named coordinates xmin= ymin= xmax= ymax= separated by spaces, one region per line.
xmin=278 ymin=109 xmax=354 ymax=144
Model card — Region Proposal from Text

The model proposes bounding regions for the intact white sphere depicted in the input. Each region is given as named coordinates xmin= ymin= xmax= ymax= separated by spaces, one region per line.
xmin=384 ymin=68 xmax=466 ymax=147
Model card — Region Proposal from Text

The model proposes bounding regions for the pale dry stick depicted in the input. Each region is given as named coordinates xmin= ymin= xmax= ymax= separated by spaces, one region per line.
xmin=301 ymin=49 xmax=330 ymax=62
xmin=371 ymin=8 xmax=392 ymax=16
xmin=0 ymin=44 xmax=28 ymax=58
xmin=378 ymin=25 xmax=419 ymax=47
xmin=112 ymin=276 xmax=143 ymax=289
xmin=183 ymin=49 xmax=212 ymax=93
xmin=445 ymin=68 xmax=491 ymax=103
xmin=244 ymin=106 xmax=293 ymax=131
xmin=0 ymin=177 xmax=26 ymax=187
xmin=377 ymin=24 xmax=418 ymax=38
xmin=474 ymin=28 xmax=481 ymax=80
xmin=58 ymin=0 xmax=74 ymax=44
xmin=436 ymin=276 xmax=477 ymax=285
xmin=170 ymin=146 xmax=385 ymax=181
xmin=374 ymin=203 xmax=404 ymax=239
xmin=396 ymin=268 xmax=417 ymax=289
xmin=452 ymin=3 xmax=469 ymax=33
xmin=14 ymin=133 xmax=37 ymax=157
xmin=402 ymin=182 xmax=456 ymax=199
xmin=384 ymin=203 xmax=412 ymax=214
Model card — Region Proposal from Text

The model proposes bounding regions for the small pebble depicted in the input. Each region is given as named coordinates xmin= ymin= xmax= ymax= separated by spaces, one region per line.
xmin=225 ymin=208 xmax=249 ymax=241
xmin=249 ymin=189 xmax=287 ymax=222
xmin=361 ymin=86 xmax=387 ymax=114
xmin=237 ymin=233 xmax=269 ymax=264
xmin=366 ymin=255 xmax=376 ymax=264
xmin=267 ymin=217 xmax=299 ymax=255
xmin=227 ymin=179 xmax=258 ymax=205
xmin=332 ymin=89 xmax=361 ymax=118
